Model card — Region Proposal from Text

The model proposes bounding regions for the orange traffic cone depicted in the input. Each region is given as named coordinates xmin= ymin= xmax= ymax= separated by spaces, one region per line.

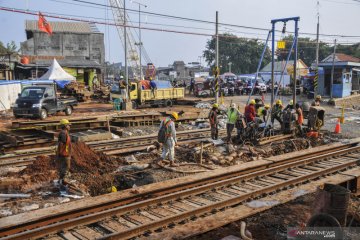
xmin=334 ymin=118 xmax=341 ymax=134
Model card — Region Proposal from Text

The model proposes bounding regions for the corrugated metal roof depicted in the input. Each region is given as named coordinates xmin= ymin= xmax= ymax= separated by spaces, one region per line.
xmin=25 ymin=20 xmax=100 ymax=33
xmin=321 ymin=53 xmax=360 ymax=63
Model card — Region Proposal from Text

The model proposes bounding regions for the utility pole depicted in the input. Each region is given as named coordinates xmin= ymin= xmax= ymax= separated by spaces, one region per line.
xmin=124 ymin=0 xmax=129 ymax=99
xmin=293 ymin=20 xmax=299 ymax=107
xmin=330 ymin=39 xmax=337 ymax=99
xmin=315 ymin=1 xmax=320 ymax=66
xmin=215 ymin=11 xmax=219 ymax=103
xmin=131 ymin=0 xmax=147 ymax=80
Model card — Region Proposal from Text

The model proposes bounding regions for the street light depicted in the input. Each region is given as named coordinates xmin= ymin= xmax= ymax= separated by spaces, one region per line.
xmin=130 ymin=0 xmax=147 ymax=80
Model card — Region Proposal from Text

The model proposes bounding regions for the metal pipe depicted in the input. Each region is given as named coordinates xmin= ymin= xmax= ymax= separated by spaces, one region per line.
xmin=246 ymin=30 xmax=271 ymax=105
xmin=271 ymin=23 xmax=275 ymax=107
xmin=330 ymin=39 xmax=337 ymax=99
xmin=124 ymin=0 xmax=129 ymax=100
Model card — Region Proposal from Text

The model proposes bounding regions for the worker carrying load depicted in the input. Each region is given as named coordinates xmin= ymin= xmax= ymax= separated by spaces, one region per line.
xmin=208 ymin=103 xmax=221 ymax=140
xmin=257 ymin=104 xmax=270 ymax=122
xmin=284 ymin=100 xmax=294 ymax=111
xmin=226 ymin=103 xmax=240 ymax=143
xmin=271 ymin=99 xmax=283 ymax=127
xmin=158 ymin=112 xmax=178 ymax=167
xmin=245 ymin=99 xmax=257 ymax=123
xmin=312 ymin=95 xmax=322 ymax=106
xmin=56 ymin=119 xmax=72 ymax=191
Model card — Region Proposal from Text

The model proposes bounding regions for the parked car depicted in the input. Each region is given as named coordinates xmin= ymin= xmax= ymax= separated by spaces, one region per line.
xmin=244 ymin=77 xmax=267 ymax=95
xmin=13 ymin=84 xmax=78 ymax=119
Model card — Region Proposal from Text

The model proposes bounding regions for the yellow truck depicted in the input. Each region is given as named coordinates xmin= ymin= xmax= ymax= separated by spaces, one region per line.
xmin=110 ymin=81 xmax=185 ymax=108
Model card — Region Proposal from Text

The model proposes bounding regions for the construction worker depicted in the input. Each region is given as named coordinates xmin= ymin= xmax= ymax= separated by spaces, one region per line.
xmin=226 ymin=103 xmax=239 ymax=142
xmin=295 ymin=103 xmax=304 ymax=135
xmin=284 ymin=100 xmax=294 ymax=111
xmin=312 ymin=95 xmax=321 ymax=106
xmin=245 ymin=99 xmax=257 ymax=123
xmin=56 ymin=119 xmax=72 ymax=189
xmin=159 ymin=112 xmax=178 ymax=167
xmin=271 ymin=99 xmax=283 ymax=126
xmin=257 ymin=104 xmax=270 ymax=122
xmin=208 ymin=103 xmax=220 ymax=140
xmin=149 ymin=77 xmax=157 ymax=97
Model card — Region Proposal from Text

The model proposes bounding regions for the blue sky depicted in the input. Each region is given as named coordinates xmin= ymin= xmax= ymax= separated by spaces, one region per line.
xmin=0 ymin=0 xmax=359 ymax=67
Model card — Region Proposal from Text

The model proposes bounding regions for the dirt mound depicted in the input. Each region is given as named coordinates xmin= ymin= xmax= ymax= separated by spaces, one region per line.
xmin=70 ymin=142 xmax=115 ymax=174
xmin=20 ymin=155 xmax=57 ymax=182
xmin=10 ymin=142 xmax=122 ymax=196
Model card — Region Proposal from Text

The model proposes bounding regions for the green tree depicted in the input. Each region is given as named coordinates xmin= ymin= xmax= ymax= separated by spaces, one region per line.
xmin=0 ymin=41 xmax=18 ymax=54
xmin=276 ymin=35 xmax=332 ymax=66
xmin=203 ymin=33 xmax=271 ymax=74
xmin=277 ymin=36 xmax=360 ymax=66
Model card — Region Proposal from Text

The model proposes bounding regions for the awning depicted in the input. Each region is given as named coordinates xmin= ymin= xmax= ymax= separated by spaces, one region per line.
xmin=353 ymin=68 xmax=360 ymax=72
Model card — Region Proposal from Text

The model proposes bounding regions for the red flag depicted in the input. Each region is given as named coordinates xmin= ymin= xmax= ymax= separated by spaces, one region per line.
xmin=38 ymin=12 xmax=53 ymax=35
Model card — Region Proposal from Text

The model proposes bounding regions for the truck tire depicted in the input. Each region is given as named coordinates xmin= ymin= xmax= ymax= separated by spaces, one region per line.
xmin=40 ymin=109 xmax=48 ymax=120
xmin=165 ymin=99 xmax=173 ymax=107
xmin=65 ymin=106 xmax=72 ymax=116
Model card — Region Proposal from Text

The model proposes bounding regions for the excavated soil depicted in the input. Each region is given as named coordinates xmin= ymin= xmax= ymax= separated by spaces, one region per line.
xmin=8 ymin=142 xmax=123 ymax=196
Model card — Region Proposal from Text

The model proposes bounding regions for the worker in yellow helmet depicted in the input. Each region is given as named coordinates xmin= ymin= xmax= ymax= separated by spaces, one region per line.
xmin=257 ymin=104 xmax=270 ymax=122
xmin=226 ymin=103 xmax=240 ymax=143
xmin=159 ymin=112 xmax=178 ymax=167
xmin=284 ymin=100 xmax=294 ymax=111
xmin=271 ymin=100 xmax=283 ymax=127
xmin=57 ymin=119 xmax=72 ymax=192
xmin=208 ymin=103 xmax=220 ymax=140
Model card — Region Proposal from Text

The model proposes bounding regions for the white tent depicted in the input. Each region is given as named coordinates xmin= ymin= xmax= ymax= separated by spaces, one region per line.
xmin=39 ymin=59 xmax=76 ymax=81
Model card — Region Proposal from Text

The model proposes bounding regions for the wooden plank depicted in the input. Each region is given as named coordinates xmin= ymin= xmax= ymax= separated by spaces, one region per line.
xmin=72 ymin=226 xmax=102 ymax=239
xmin=58 ymin=232 xmax=80 ymax=240
xmin=98 ymin=220 xmax=129 ymax=233
xmin=145 ymin=170 xmax=358 ymax=240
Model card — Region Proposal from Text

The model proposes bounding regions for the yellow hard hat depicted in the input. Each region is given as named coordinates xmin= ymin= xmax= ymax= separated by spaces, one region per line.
xmin=276 ymin=99 xmax=282 ymax=105
xmin=60 ymin=119 xmax=71 ymax=125
xmin=213 ymin=103 xmax=219 ymax=108
xmin=264 ymin=104 xmax=270 ymax=109
xmin=249 ymin=99 xmax=256 ymax=105
xmin=171 ymin=112 xmax=179 ymax=120
xmin=289 ymin=100 xmax=294 ymax=105
xmin=316 ymin=95 xmax=322 ymax=100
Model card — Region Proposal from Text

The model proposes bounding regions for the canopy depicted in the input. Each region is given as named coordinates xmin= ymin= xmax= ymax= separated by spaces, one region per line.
xmin=38 ymin=59 xmax=76 ymax=81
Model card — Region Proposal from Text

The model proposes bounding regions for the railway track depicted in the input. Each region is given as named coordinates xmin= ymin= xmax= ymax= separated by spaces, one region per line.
xmin=0 ymin=129 xmax=224 ymax=167
xmin=1 ymin=142 xmax=359 ymax=240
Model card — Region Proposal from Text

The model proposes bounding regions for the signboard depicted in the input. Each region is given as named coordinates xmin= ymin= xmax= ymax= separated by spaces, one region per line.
xmin=277 ymin=41 xmax=286 ymax=49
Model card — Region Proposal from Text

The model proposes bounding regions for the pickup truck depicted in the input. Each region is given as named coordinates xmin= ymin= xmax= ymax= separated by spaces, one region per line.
xmin=13 ymin=85 xmax=78 ymax=119
xmin=110 ymin=81 xmax=184 ymax=108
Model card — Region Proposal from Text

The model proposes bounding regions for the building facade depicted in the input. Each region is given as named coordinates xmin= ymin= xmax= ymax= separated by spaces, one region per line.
xmin=318 ymin=53 xmax=360 ymax=98
xmin=18 ymin=21 xmax=104 ymax=88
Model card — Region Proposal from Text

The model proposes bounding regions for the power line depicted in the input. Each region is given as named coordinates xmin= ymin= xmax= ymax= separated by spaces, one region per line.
xmin=1 ymin=5 xmax=359 ymax=46
xmin=55 ymin=0 xmax=360 ymax=38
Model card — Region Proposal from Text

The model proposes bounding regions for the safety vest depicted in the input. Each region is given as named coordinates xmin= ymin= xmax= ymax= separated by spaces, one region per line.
xmin=163 ymin=117 xmax=173 ymax=137
xmin=227 ymin=109 xmax=238 ymax=124
xmin=257 ymin=107 xmax=266 ymax=117
xmin=209 ymin=109 xmax=218 ymax=125
xmin=58 ymin=130 xmax=71 ymax=157
xmin=297 ymin=108 xmax=304 ymax=125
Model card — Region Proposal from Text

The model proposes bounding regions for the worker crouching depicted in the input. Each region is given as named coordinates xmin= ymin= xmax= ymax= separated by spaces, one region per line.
xmin=159 ymin=112 xmax=178 ymax=167
xmin=56 ymin=119 xmax=72 ymax=189
xmin=271 ymin=99 xmax=283 ymax=127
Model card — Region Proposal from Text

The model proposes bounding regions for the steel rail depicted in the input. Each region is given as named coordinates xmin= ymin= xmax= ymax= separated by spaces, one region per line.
xmin=1 ymin=145 xmax=359 ymax=239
